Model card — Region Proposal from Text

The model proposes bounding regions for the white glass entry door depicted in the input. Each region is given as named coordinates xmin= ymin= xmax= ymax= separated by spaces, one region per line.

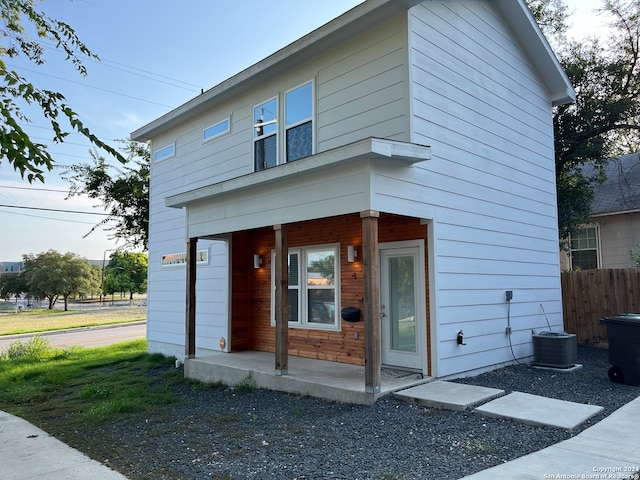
xmin=380 ymin=245 xmax=425 ymax=371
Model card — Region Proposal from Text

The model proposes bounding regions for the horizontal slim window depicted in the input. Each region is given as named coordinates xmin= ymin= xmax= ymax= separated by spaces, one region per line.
xmin=203 ymin=118 xmax=230 ymax=142
xmin=154 ymin=143 xmax=175 ymax=162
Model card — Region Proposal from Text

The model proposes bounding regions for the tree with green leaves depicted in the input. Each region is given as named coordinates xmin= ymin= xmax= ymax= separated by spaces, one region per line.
xmin=528 ymin=0 xmax=640 ymax=238
xmin=103 ymin=251 xmax=147 ymax=301
xmin=64 ymin=140 xmax=150 ymax=250
xmin=0 ymin=272 xmax=26 ymax=301
xmin=22 ymin=250 xmax=98 ymax=310
xmin=1 ymin=0 xmax=123 ymax=182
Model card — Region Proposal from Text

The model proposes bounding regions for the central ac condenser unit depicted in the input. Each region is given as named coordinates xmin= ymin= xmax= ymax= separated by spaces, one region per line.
xmin=532 ymin=331 xmax=577 ymax=368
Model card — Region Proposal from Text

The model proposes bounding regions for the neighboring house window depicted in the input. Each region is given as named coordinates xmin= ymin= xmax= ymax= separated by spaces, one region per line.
xmin=254 ymin=97 xmax=278 ymax=171
xmin=272 ymin=245 xmax=339 ymax=330
xmin=154 ymin=143 xmax=175 ymax=162
xmin=203 ymin=118 xmax=230 ymax=142
xmin=285 ymin=82 xmax=313 ymax=162
xmin=570 ymin=226 xmax=600 ymax=270
xmin=254 ymin=81 xmax=314 ymax=171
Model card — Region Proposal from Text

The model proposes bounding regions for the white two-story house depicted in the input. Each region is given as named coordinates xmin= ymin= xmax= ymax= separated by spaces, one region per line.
xmin=131 ymin=0 xmax=574 ymax=403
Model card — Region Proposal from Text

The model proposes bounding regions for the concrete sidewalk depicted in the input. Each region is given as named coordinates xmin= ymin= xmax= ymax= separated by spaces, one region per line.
xmin=0 ymin=411 xmax=127 ymax=480
xmin=462 ymin=394 xmax=640 ymax=479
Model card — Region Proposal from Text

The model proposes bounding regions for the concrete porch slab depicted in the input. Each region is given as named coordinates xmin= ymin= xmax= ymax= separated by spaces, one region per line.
xmin=185 ymin=351 xmax=429 ymax=405
xmin=474 ymin=392 xmax=604 ymax=430
xmin=393 ymin=380 xmax=504 ymax=410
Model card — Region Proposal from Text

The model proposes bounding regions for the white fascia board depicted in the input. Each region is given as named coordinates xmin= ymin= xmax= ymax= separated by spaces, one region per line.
xmin=165 ymin=138 xmax=430 ymax=208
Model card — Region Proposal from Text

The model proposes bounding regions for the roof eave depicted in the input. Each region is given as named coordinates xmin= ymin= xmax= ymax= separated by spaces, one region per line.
xmin=131 ymin=0 xmax=422 ymax=142
xmin=496 ymin=0 xmax=575 ymax=107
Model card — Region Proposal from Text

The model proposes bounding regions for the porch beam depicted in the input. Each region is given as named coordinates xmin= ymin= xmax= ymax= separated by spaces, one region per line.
xmin=361 ymin=210 xmax=381 ymax=393
xmin=274 ymin=224 xmax=289 ymax=375
xmin=185 ymin=237 xmax=197 ymax=358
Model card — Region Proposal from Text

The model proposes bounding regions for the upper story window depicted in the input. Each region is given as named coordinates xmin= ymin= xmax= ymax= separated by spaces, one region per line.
xmin=285 ymin=82 xmax=313 ymax=162
xmin=203 ymin=118 xmax=230 ymax=142
xmin=254 ymin=97 xmax=278 ymax=171
xmin=570 ymin=225 xmax=600 ymax=270
xmin=154 ymin=143 xmax=175 ymax=162
xmin=254 ymin=81 xmax=314 ymax=172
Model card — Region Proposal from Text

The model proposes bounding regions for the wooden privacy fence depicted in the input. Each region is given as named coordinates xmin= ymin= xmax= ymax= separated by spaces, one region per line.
xmin=561 ymin=268 xmax=640 ymax=344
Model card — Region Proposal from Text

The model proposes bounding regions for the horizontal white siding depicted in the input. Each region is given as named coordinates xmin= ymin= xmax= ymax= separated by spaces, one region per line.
xmin=187 ymin=162 xmax=371 ymax=237
xmin=402 ymin=1 xmax=563 ymax=377
xmin=145 ymin=12 xmax=413 ymax=356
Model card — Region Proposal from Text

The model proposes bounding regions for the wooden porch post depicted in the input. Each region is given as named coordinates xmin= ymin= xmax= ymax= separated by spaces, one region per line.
xmin=361 ymin=210 xmax=381 ymax=393
xmin=274 ymin=224 xmax=289 ymax=375
xmin=185 ymin=237 xmax=197 ymax=358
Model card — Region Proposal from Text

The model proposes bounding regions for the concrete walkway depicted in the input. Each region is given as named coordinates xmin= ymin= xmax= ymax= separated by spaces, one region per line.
xmin=395 ymin=380 xmax=605 ymax=429
xmin=0 ymin=411 xmax=127 ymax=480
xmin=462 ymin=394 xmax=640 ymax=479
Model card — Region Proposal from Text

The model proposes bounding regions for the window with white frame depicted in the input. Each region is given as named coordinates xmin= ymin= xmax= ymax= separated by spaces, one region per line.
xmin=570 ymin=225 xmax=600 ymax=270
xmin=285 ymin=82 xmax=313 ymax=162
xmin=203 ymin=118 xmax=230 ymax=142
xmin=253 ymin=80 xmax=314 ymax=171
xmin=154 ymin=143 xmax=175 ymax=162
xmin=272 ymin=245 xmax=339 ymax=329
xmin=254 ymin=97 xmax=278 ymax=171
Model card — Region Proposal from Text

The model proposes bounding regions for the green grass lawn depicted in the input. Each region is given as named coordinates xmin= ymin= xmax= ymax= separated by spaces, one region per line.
xmin=0 ymin=339 xmax=184 ymax=429
xmin=0 ymin=305 xmax=145 ymax=336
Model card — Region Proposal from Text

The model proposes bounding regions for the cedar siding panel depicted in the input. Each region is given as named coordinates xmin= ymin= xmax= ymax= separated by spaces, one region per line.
xmin=230 ymin=214 xmax=428 ymax=366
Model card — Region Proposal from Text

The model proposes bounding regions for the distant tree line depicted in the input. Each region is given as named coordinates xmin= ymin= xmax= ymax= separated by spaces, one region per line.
xmin=0 ymin=250 xmax=147 ymax=311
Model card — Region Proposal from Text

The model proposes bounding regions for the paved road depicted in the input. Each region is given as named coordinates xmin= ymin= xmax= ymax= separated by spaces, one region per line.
xmin=0 ymin=322 xmax=147 ymax=350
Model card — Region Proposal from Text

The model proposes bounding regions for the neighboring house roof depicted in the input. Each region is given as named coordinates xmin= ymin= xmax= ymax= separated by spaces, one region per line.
xmin=131 ymin=0 xmax=574 ymax=142
xmin=588 ymin=153 xmax=640 ymax=216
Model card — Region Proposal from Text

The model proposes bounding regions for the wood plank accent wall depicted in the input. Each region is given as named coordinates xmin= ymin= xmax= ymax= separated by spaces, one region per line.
xmin=562 ymin=268 xmax=640 ymax=345
xmin=230 ymin=213 xmax=429 ymax=366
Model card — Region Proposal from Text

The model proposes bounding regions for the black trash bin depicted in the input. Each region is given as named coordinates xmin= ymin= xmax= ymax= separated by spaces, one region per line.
xmin=600 ymin=314 xmax=640 ymax=385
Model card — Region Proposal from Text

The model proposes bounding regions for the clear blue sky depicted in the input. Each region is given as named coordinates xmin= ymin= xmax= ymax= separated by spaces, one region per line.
xmin=0 ymin=0 xmax=605 ymax=261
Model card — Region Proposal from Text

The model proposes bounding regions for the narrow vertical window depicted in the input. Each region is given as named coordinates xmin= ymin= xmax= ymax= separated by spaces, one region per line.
xmin=285 ymin=82 xmax=313 ymax=162
xmin=288 ymin=252 xmax=300 ymax=323
xmin=254 ymin=98 xmax=278 ymax=171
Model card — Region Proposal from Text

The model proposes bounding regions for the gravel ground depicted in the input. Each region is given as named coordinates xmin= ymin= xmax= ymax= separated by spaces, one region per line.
xmin=60 ymin=344 xmax=639 ymax=480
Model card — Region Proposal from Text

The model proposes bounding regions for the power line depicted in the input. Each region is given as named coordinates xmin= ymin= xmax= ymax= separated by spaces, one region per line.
xmin=0 ymin=208 xmax=105 ymax=225
xmin=0 ymin=204 xmax=110 ymax=216
xmin=8 ymin=63 xmax=176 ymax=109
xmin=0 ymin=185 xmax=70 ymax=193
xmin=40 ymin=40 xmax=202 ymax=92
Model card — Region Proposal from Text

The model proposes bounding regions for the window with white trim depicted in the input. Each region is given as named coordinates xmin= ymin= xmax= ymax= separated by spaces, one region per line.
xmin=285 ymin=82 xmax=313 ymax=162
xmin=253 ymin=80 xmax=314 ymax=171
xmin=272 ymin=244 xmax=339 ymax=329
xmin=154 ymin=143 xmax=175 ymax=162
xmin=254 ymin=97 xmax=278 ymax=171
xmin=203 ymin=118 xmax=230 ymax=142
xmin=570 ymin=225 xmax=600 ymax=270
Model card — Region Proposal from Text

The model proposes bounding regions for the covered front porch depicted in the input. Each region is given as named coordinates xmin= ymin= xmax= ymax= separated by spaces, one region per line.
xmin=184 ymin=350 xmax=430 ymax=405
